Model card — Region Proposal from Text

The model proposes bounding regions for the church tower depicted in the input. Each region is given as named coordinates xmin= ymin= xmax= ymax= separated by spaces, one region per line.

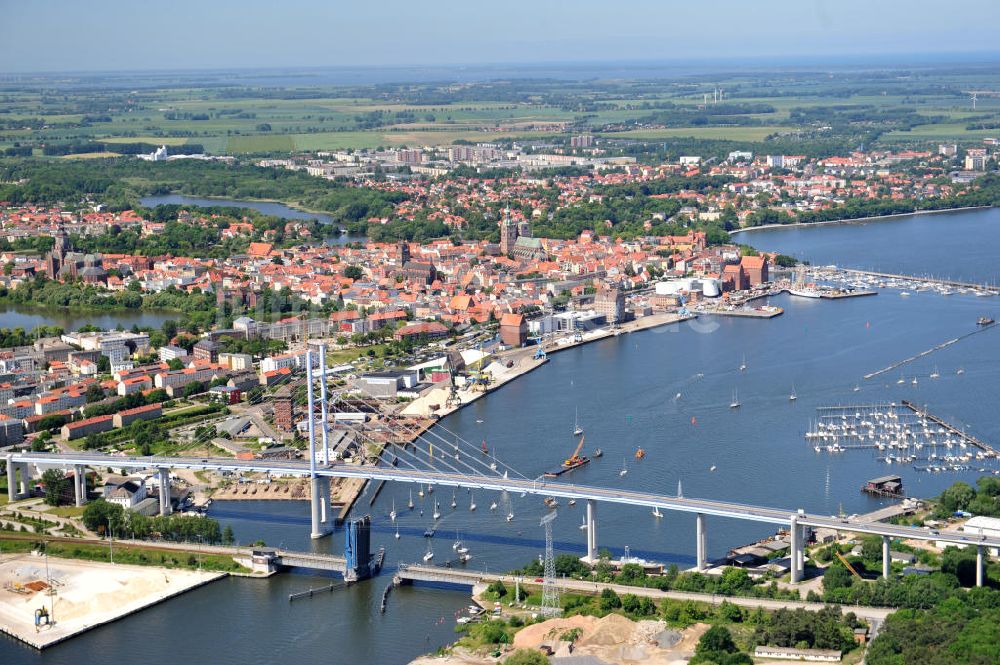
xmin=499 ymin=209 xmax=518 ymax=256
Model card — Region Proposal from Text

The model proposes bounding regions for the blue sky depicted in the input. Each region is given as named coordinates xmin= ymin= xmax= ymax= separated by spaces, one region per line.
xmin=1 ymin=0 xmax=996 ymax=73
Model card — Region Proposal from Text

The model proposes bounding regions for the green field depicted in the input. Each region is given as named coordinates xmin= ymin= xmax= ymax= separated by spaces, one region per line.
xmin=2 ymin=66 xmax=999 ymax=154
xmin=227 ymin=134 xmax=296 ymax=153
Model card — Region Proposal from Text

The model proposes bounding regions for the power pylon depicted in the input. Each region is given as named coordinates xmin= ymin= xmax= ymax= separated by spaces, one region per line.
xmin=540 ymin=510 xmax=560 ymax=617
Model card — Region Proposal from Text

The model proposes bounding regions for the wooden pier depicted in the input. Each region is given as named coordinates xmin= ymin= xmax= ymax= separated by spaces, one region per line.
xmin=900 ymin=400 xmax=998 ymax=458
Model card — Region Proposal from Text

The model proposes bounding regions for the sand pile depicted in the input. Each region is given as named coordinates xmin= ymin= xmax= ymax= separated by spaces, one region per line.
xmin=578 ymin=613 xmax=636 ymax=646
xmin=512 ymin=615 xmax=595 ymax=649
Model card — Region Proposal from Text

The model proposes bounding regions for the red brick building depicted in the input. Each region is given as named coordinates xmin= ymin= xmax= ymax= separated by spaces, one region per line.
xmin=722 ymin=264 xmax=749 ymax=291
xmin=273 ymin=386 xmax=294 ymax=432
xmin=499 ymin=313 xmax=527 ymax=348
xmin=740 ymin=255 xmax=769 ymax=286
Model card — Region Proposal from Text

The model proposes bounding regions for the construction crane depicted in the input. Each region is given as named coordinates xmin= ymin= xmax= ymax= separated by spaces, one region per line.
xmin=565 ymin=434 xmax=586 ymax=467
xmin=835 ymin=550 xmax=863 ymax=580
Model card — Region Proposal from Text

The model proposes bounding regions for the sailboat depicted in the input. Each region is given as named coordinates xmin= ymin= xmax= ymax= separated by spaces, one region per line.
xmin=574 ymin=407 xmax=584 ymax=436
xmin=957 ymin=367 xmax=965 ymax=375
xmin=432 ymin=501 xmax=441 ymax=521
xmin=652 ymin=506 xmax=663 ymax=518
xmin=451 ymin=490 xmax=457 ymax=509
xmin=896 ymin=375 xmax=905 ymax=385
xmin=677 ymin=479 xmax=683 ymax=497
xmin=395 ymin=524 xmax=400 ymax=540
xmin=481 ymin=439 xmax=489 ymax=454
xmin=423 ymin=542 xmax=434 ymax=562
xmin=390 ymin=499 xmax=397 ymax=522
xmin=427 ymin=484 xmax=434 ymax=495
xmin=408 ymin=489 xmax=414 ymax=509
xmin=418 ymin=485 xmax=425 ymax=498
xmin=853 ymin=384 xmax=861 ymax=392
xmin=789 ymin=383 xmax=797 ymax=401
xmin=579 ymin=515 xmax=587 ymax=530
xmin=469 ymin=493 xmax=477 ymax=511
xmin=619 ymin=457 xmax=628 ymax=477
xmin=912 ymin=377 xmax=918 ymax=385
xmin=490 ymin=500 xmax=498 ymax=511
xmin=729 ymin=389 xmax=741 ymax=409
xmin=930 ymin=366 xmax=940 ymax=379
xmin=739 ymin=354 xmax=747 ymax=372
xmin=506 ymin=512 xmax=514 ymax=522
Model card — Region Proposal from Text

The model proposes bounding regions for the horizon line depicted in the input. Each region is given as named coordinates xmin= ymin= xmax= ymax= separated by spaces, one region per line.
xmin=2 ymin=50 xmax=999 ymax=79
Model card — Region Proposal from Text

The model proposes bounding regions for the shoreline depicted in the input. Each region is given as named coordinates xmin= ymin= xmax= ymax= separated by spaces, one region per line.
xmin=730 ymin=205 xmax=991 ymax=235
xmin=0 ymin=555 xmax=226 ymax=650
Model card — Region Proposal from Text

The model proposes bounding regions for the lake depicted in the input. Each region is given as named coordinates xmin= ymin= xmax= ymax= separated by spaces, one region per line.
xmin=0 ymin=304 xmax=177 ymax=333
xmin=139 ymin=194 xmax=366 ymax=245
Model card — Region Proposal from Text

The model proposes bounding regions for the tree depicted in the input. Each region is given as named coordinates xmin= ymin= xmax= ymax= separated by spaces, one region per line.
xmin=823 ymin=560 xmax=855 ymax=592
xmin=486 ymin=580 xmax=508 ymax=598
xmin=167 ymin=358 xmax=185 ymax=371
xmin=222 ymin=525 xmax=234 ymax=545
xmin=85 ymin=384 xmax=105 ymax=403
xmin=343 ymin=265 xmax=364 ymax=280
xmin=82 ymin=499 xmax=125 ymax=534
xmin=504 ymin=650 xmax=548 ymax=665
xmin=621 ymin=593 xmax=640 ymax=613
xmin=939 ymin=481 xmax=976 ymax=514
xmin=719 ymin=567 xmax=753 ymax=595
xmin=696 ymin=625 xmax=738 ymax=655
xmin=41 ymin=469 xmax=69 ymax=506
xmin=599 ymin=587 xmax=621 ymax=611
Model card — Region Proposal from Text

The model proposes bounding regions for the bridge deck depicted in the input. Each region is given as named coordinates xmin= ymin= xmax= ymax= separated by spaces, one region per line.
xmin=9 ymin=451 xmax=1000 ymax=551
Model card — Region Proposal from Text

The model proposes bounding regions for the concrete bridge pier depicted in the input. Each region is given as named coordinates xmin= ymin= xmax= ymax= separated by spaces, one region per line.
xmin=585 ymin=499 xmax=597 ymax=562
xmin=5 ymin=455 xmax=16 ymax=502
xmin=319 ymin=477 xmax=330 ymax=528
xmin=696 ymin=513 xmax=707 ymax=571
xmin=882 ymin=536 xmax=891 ymax=579
xmin=158 ymin=467 xmax=172 ymax=516
xmin=790 ymin=515 xmax=802 ymax=583
xmin=73 ymin=464 xmax=86 ymax=507
xmin=977 ymin=545 xmax=985 ymax=587
xmin=310 ymin=475 xmax=331 ymax=539
xmin=17 ymin=462 xmax=28 ymax=497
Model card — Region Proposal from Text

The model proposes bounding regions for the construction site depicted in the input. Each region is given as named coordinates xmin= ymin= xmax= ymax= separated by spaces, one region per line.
xmin=0 ymin=553 xmax=224 ymax=648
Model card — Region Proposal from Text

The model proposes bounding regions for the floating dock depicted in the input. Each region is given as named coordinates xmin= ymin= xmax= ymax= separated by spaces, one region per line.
xmin=806 ymin=403 xmax=998 ymax=472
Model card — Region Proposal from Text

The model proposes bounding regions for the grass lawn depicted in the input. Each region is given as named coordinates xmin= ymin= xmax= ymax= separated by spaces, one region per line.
xmin=326 ymin=346 xmax=378 ymax=365
xmin=46 ymin=506 xmax=85 ymax=518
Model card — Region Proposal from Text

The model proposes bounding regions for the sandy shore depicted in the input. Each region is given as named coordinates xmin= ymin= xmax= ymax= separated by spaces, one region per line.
xmin=0 ymin=553 xmax=224 ymax=648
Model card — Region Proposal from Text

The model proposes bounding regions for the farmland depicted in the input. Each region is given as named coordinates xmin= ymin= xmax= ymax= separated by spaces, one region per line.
xmin=1 ymin=64 xmax=1000 ymax=157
